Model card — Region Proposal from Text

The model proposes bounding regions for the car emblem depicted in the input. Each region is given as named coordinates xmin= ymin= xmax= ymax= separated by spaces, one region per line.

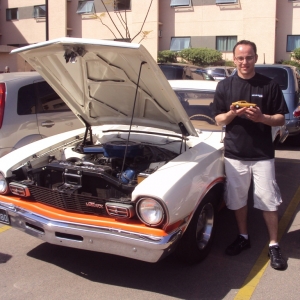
xmin=86 ymin=202 xmax=104 ymax=209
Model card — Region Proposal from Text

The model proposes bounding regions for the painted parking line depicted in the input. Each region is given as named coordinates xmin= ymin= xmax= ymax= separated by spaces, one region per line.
xmin=0 ymin=225 xmax=11 ymax=233
xmin=234 ymin=186 xmax=300 ymax=300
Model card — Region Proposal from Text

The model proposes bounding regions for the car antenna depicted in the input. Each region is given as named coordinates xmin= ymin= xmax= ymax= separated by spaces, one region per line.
xmin=119 ymin=61 xmax=147 ymax=183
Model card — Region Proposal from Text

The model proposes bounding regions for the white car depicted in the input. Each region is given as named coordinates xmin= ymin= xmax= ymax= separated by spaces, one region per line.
xmin=0 ymin=38 xmax=271 ymax=264
xmin=0 ymin=72 xmax=83 ymax=157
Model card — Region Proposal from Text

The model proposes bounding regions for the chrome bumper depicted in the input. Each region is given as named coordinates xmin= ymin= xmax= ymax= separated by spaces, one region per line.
xmin=286 ymin=118 xmax=300 ymax=136
xmin=0 ymin=201 xmax=182 ymax=263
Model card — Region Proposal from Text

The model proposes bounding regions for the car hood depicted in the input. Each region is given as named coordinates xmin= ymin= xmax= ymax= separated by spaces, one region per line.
xmin=11 ymin=37 xmax=197 ymax=136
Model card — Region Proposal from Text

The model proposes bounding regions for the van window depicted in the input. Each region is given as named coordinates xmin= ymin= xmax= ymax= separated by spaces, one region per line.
xmin=255 ymin=67 xmax=288 ymax=90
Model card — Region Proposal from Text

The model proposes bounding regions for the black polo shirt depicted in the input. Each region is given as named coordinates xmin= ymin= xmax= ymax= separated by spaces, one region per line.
xmin=213 ymin=72 xmax=289 ymax=160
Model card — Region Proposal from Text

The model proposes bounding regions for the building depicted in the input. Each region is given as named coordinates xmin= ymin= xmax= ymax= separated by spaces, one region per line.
xmin=1 ymin=0 xmax=300 ymax=72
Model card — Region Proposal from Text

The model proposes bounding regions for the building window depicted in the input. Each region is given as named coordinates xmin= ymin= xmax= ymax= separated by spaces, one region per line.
xmin=6 ymin=8 xmax=19 ymax=21
xmin=170 ymin=37 xmax=191 ymax=51
xmin=216 ymin=36 xmax=237 ymax=51
xmin=170 ymin=0 xmax=191 ymax=7
xmin=287 ymin=35 xmax=300 ymax=52
xmin=34 ymin=5 xmax=46 ymax=18
xmin=216 ymin=0 xmax=238 ymax=4
xmin=114 ymin=0 xmax=131 ymax=11
xmin=76 ymin=0 xmax=95 ymax=14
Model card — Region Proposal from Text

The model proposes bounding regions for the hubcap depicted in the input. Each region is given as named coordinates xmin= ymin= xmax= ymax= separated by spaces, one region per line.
xmin=196 ymin=203 xmax=214 ymax=250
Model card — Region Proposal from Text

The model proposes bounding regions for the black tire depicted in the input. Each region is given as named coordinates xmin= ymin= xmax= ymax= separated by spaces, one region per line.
xmin=174 ymin=196 xmax=218 ymax=264
xmin=235 ymin=105 xmax=239 ymax=109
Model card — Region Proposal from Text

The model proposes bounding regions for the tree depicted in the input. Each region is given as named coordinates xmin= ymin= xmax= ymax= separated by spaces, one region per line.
xmin=92 ymin=0 xmax=153 ymax=43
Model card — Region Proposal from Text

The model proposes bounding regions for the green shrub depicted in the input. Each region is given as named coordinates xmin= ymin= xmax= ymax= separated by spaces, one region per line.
xmin=157 ymin=50 xmax=177 ymax=63
xmin=178 ymin=48 xmax=223 ymax=66
xmin=291 ymin=48 xmax=300 ymax=61
xmin=224 ymin=60 xmax=235 ymax=67
xmin=281 ymin=60 xmax=300 ymax=68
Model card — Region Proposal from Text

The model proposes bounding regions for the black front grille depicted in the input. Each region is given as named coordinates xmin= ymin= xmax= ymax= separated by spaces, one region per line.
xmin=28 ymin=185 xmax=109 ymax=216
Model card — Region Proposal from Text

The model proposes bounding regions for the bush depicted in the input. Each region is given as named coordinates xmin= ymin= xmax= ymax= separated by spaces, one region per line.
xmin=291 ymin=48 xmax=300 ymax=61
xmin=157 ymin=48 xmax=230 ymax=67
xmin=157 ymin=50 xmax=178 ymax=63
xmin=281 ymin=60 xmax=300 ymax=68
xmin=178 ymin=48 xmax=223 ymax=66
xmin=224 ymin=60 xmax=235 ymax=67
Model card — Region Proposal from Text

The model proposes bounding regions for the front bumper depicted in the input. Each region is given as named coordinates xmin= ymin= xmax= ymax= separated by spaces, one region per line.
xmin=0 ymin=201 xmax=182 ymax=263
xmin=286 ymin=118 xmax=300 ymax=136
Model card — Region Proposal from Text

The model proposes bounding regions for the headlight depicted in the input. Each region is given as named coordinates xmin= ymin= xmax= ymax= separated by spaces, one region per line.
xmin=136 ymin=198 xmax=165 ymax=226
xmin=0 ymin=173 xmax=9 ymax=194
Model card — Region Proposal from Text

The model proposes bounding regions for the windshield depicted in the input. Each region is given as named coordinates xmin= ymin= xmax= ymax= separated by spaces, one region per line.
xmin=173 ymin=89 xmax=222 ymax=131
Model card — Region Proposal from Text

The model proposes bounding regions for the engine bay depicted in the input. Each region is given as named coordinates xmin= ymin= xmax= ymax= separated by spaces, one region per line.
xmin=9 ymin=133 xmax=181 ymax=216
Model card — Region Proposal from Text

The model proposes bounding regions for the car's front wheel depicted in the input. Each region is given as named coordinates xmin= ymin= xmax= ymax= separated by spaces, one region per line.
xmin=175 ymin=196 xmax=217 ymax=264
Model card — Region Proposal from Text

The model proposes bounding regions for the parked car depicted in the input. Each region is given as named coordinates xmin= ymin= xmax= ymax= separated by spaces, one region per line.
xmin=232 ymin=64 xmax=300 ymax=138
xmin=0 ymin=72 xmax=83 ymax=158
xmin=0 ymin=38 xmax=225 ymax=265
xmin=205 ymin=66 xmax=235 ymax=81
xmin=158 ymin=63 xmax=215 ymax=81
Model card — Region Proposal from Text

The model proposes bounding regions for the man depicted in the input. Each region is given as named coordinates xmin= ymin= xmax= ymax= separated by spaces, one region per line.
xmin=4 ymin=66 xmax=10 ymax=73
xmin=213 ymin=40 xmax=288 ymax=270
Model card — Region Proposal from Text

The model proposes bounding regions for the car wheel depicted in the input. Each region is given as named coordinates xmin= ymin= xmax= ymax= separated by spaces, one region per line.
xmin=235 ymin=105 xmax=240 ymax=109
xmin=174 ymin=196 xmax=217 ymax=264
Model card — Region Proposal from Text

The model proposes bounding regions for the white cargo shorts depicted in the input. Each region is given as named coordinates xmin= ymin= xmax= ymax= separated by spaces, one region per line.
xmin=224 ymin=157 xmax=282 ymax=211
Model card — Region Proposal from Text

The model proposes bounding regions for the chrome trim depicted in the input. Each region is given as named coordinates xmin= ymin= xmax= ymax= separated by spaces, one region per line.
xmin=9 ymin=182 xmax=30 ymax=197
xmin=285 ymin=119 xmax=300 ymax=135
xmin=105 ymin=203 xmax=135 ymax=218
xmin=0 ymin=200 xmax=182 ymax=263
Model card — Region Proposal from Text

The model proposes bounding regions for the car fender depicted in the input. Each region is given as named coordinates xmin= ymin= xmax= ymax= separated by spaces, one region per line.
xmin=132 ymin=140 xmax=224 ymax=225
xmin=0 ymin=128 xmax=86 ymax=178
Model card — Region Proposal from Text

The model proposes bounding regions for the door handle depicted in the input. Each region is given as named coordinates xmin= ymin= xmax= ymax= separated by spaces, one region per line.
xmin=41 ymin=121 xmax=55 ymax=128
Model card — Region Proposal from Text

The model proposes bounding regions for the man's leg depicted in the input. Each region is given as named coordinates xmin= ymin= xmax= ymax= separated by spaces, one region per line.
xmin=262 ymin=210 xmax=278 ymax=244
xmin=225 ymin=205 xmax=250 ymax=256
xmin=224 ymin=158 xmax=251 ymax=255
xmin=235 ymin=205 xmax=248 ymax=235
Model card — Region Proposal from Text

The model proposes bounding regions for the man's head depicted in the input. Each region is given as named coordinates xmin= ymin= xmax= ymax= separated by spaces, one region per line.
xmin=233 ymin=40 xmax=258 ymax=79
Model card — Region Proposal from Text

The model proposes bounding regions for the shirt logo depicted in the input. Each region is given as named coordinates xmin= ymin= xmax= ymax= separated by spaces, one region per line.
xmin=251 ymin=94 xmax=263 ymax=98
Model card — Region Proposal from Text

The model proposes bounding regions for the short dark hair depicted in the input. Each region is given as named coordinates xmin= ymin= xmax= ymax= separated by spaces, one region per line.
xmin=233 ymin=40 xmax=257 ymax=56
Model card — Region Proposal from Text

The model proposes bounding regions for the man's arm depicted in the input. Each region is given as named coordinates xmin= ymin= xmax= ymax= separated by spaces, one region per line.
xmin=215 ymin=105 xmax=247 ymax=126
xmin=215 ymin=106 xmax=285 ymax=127
xmin=245 ymin=107 xmax=285 ymax=126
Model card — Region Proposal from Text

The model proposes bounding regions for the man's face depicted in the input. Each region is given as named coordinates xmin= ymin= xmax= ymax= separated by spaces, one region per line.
xmin=234 ymin=44 xmax=258 ymax=79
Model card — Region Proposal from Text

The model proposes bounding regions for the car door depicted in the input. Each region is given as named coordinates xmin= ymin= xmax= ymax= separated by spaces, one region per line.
xmin=35 ymin=81 xmax=83 ymax=137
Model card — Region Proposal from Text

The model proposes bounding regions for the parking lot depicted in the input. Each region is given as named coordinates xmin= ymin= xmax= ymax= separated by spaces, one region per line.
xmin=0 ymin=139 xmax=299 ymax=300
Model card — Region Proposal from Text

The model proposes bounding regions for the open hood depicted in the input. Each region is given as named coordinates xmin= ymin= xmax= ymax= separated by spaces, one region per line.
xmin=12 ymin=38 xmax=197 ymax=136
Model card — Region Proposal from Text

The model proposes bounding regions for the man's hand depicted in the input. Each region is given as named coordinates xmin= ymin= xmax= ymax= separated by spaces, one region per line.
xmin=244 ymin=106 xmax=263 ymax=122
xmin=229 ymin=105 xmax=247 ymax=117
